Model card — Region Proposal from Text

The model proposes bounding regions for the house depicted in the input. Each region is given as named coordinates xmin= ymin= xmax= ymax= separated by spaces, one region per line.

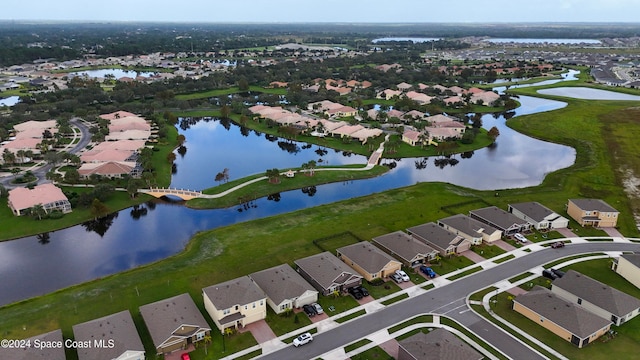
xmin=469 ymin=206 xmax=532 ymax=236
xmin=7 ymin=183 xmax=71 ymax=216
xmin=508 ymin=202 xmax=569 ymax=230
xmin=406 ymin=222 xmax=471 ymax=256
xmin=139 ymin=293 xmax=211 ymax=354
xmin=612 ymin=254 xmax=640 ymax=289
xmin=551 ymin=270 xmax=640 ymax=326
xmin=336 ymin=242 xmax=402 ymax=281
xmin=0 ymin=329 xmax=66 ymax=360
xmin=513 ymin=286 xmax=611 ymax=348
xmin=397 ymin=328 xmax=483 ymax=360
xmin=470 ymin=91 xmax=500 ymax=106
xmin=567 ymin=199 xmax=619 ymax=227
xmin=438 ymin=214 xmax=502 ymax=244
xmin=372 ymin=231 xmax=438 ymax=267
xmin=402 ymin=130 xmax=424 ymax=147
xmin=396 ymin=82 xmax=413 ymax=91
xmin=202 ymin=276 xmax=267 ymax=333
xmin=78 ymin=161 xmax=139 ymax=179
xmin=249 ymin=264 xmax=318 ymax=314
xmin=378 ymin=89 xmax=402 ymax=100
xmin=295 ymin=251 xmax=363 ymax=296
xmin=73 ymin=310 xmax=145 ymax=360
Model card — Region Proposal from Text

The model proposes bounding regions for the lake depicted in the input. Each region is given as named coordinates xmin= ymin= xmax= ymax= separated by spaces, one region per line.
xmin=372 ymin=37 xmax=440 ymax=43
xmin=68 ymin=68 xmax=156 ymax=79
xmin=537 ymin=87 xmax=640 ymax=100
xmin=484 ymin=38 xmax=601 ymax=44
xmin=0 ymin=96 xmax=20 ymax=107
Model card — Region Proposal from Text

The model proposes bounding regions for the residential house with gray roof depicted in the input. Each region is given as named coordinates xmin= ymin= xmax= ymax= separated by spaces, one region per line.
xmin=612 ymin=254 xmax=640 ymax=289
xmin=437 ymin=214 xmax=501 ymax=244
xmin=513 ymin=286 xmax=611 ymax=348
xmin=406 ymin=222 xmax=471 ymax=256
xmin=0 ymin=329 xmax=66 ymax=360
xmin=469 ymin=206 xmax=532 ymax=236
xmin=337 ymin=242 xmax=402 ymax=282
xmin=73 ymin=310 xmax=144 ymax=360
xmin=295 ymin=251 xmax=363 ymax=295
xmin=203 ymin=276 xmax=266 ymax=333
xmin=372 ymin=231 xmax=438 ymax=267
xmin=249 ymin=264 xmax=318 ymax=314
xmin=567 ymin=198 xmax=619 ymax=227
xmin=552 ymin=270 xmax=640 ymax=326
xmin=508 ymin=202 xmax=569 ymax=230
xmin=397 ymin=328 xmax=483 ymax=360
xmin=139 ymin=293 xmax=211 ymax=354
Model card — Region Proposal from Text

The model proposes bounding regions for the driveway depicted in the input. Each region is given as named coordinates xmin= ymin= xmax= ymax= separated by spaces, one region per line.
xmin=601 ymin=227 xmax=625 ymax=238
xmin=555 ymin=227 xmax=578 ymax=238
xmin=239 ymin=319 xmax=277 ymax=344
xmin=493 ymin=239 xmax=517 ymax=252
xmin=461 ymin=250 xmax=486 ymax=263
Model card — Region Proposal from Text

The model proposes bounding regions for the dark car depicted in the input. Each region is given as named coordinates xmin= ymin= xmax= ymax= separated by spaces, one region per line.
xmin=551 ymin=241 xmax=565 ymax=248
xmin=420 ymin=266 xmax=437 ymax=278
xmin=353 ymin=285 xmax=369 ymax=297
xmin=551 ymin=268 xmax=566 ymax=278
xmin=348 ymin=286 xmax=363 ymax=300
xmin=303 ymin=304 xmax=316 ymax=317
xmin=542 ymin=269 xmax=559 ymax=280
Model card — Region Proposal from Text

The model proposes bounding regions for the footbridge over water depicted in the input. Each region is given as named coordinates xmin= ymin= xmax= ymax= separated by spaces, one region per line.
xmin=138 ymin=188 xmax=204 ymax=200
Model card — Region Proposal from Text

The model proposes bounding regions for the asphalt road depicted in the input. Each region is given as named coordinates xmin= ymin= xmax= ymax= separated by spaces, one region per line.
xmin=260 ymin=242 xmax=640 ymax=360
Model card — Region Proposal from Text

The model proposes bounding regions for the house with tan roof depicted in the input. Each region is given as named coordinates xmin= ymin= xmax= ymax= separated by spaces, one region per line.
xmin=203 ymin=276 xmax=267 ymax=333
xmin=105 ymin=129 xmax=151 ymax=141
xmin=139 ymin=293 xmax=211 ymax=355
xmin=90 ymin=139 xmax=146 ymax=152
xmin=80 ymin=149 xmax=136 ymax=163
xmin=513 ymin=286 xmax=611 ymax=348
xmin=378 ymin=89 xmax=402 ymax=100
xmin=0 ymin=138 xmax=43 ymax=160
xmin=566 ymin=198 xmax=619 ymax=228
xmin=372 ymin=231 xmax=438 ymax=267
xmin=405 ymin=91 xmax=433 ymax=104
xmin=396 ymin=82 xmax=413 ymax=91
xmin=249 ymin=264 xmax=318 ymax=314
xmin=438 ymin=214 xmax=501 ymax=244
xmin=0 ymin=329 xmax=66 ymax=360
xmin=470 ymin=91 xmax=500 ymax=106
xmin=406 ymin=222 xmax=471 ymax=256
xmin=73 ymin=310 xmax=145 ymax=360
xmin=295 ymin=251 xmax=363 ymax=296
xmin=337 ymin=241 xmax=402 ymax=281
xmin=108 ymin=116 xmax=151 ymax=133
xmin=397 ymin=328 xmax=483 ymax=360
xmin=13 ymin=119 xmax=57 ymax=133
xmin=402 ymin=130 xmax=427 ymax=147
xmin=78 ymin=161 xmax=139 ymax=179
xmin=99 ymin=111 xmax=138 ymax=121
xmin=8 ymin=183 xmax=71 ymax=216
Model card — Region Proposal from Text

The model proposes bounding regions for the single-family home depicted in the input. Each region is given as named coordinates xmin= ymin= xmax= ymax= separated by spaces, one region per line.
xmin=336 ymin=241 xmax=402 ymax=282
xmin=295 ymin=251 xmax=363 ymax=296
xmin=372 ymin=231 xmax=438 ymax=267
xmin=73 ymin=310 xmax=145 ymax=360
xmin=139 ymin=293 xmax=211 ymax=354
xmin=437 ymin=214 xmax=502 ymax=244
xmin=469 ymin=206 xmax=532 ymax=236
xmin=396 ymin=82 xmax=413 ymax=91
xmin=513 ymin=286 xmax=611 ymax=348
xmin=402 ymin=130 xmax=425 ymax=147
xmin=7 ymin=183 xmax=72 ymax=216
xmin=78 ymin=161 xmax=139 ymax=179
xmin=249 ymin=264 xmax=318 ymax=314
xmin=508 ymin=202 xmax=569 ymax=230
xmin=470 ymin=91 xmax=500 ymax=106
xmin=552 ymin=270 xmax=640 ymax=326
xmin=406 ymin=222 xmax=471 ymax=256
xmin=0 ymin=329 xmax=66 ymax=360
xmin=567 ymin=199 xmax=619 ymax=227
xmin=612 ymin=254 xmax=640 ymax=289
xmin=378 ymin=89 xmax=402 ymax=100
xmin=203 ymin=276 xmax=267 ymax=333
xmin=397 ymin=328 xmax=483 ymax=360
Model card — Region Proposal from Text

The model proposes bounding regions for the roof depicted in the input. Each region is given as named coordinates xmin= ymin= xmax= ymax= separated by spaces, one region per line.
xmin=105 ymin=129 xmax=150 ymax=141
xmin=78 ymin=161 xmax=135 ymax=177
xmin=91 ymin=139 xmax=146 ymax=152
xmin=569 ymin=199 xmax=618 ymax=213
xmin=81 ymin=149 xmax=135 ymax=163
xmin=469 ymin=206 xmax=528 ymax=231
xmin=139 ymin=293 xmax=210 ymax=349
xmin=249 ymin=264 xmax=316 ymax=305
xmin=515 ymin=286 xmax=611 ymax=338
xmin=8 ymin=184 xmax=69 ymax=212
xmin=337 ymin=241 xmax=401 ymax=274
xmin=620 ymin=254 xmax=640 ymax=268
xmin=99 ymin=111 xmax=137 ymax=120
xmin=372 ymin=231 xmax=438 ymax=263
xmin=13 ymin=119 xmax=57 ymax=133
xmin=72 ymin=310 xmax=144 ymax=360
xmin=509 ymin=202 xmax=560 ymax=222
xmin=294 ymin=251 xmax=362 ymax=290
xmin=406 ymin=222 xmax=466 ymax=252
xmin=438 ymin=214 xmax=501 ymax=238
xmin=552 ymin=270 xmax=640 ymax=316
xmin=203 ymin=276 xmax=265 ymax=310
xmin=398 ymin=328 xmax=483 ymax=360
xmin=0 ymin=329 xmax=66 ymax=360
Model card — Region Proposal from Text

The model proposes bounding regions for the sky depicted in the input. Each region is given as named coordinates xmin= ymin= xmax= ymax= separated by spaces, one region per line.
xmin=2 ymin=0 xmax=640 ymax=23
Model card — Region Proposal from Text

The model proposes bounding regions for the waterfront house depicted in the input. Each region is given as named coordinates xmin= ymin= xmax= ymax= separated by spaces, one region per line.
xmin=469 ymin=206 xmax=532 ymax=236
xmin=7 ymin=183 xmax=71 ymax=216
xmin=508 ymin=202 xmax=569 ymax=230
xmin=203 ymin=276 xmax=267 ymax=333
xmin=336 ymin=241 xmax=403 ymax=282
xmin=73 ymin=310 xmax=145 ymax=360
xmin=294 ymin=251 xmax=363 ymax=296
xmin=372 ymin=231 xmax=438 ymax=267
xmin=566 ymin=199 xmax=619 ymax=227
xmin=437 ymin=214 xmax=502 ymax=244
xmin=249 ymin=264 xmax=318 ymax=314
xmin=406 ymin=222 xmax=471 ymax=256
xmin=0 ymin=329 xmax=66 ymax=360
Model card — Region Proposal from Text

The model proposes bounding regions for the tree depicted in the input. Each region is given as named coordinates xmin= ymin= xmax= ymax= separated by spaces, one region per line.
xmin=166 ymin=152 xmax=176 ymax=163
xmin=64 ymin=168 xmax=80 ymax=184
xmin=90 ymin=198 xmax=110 ymax=220
xmin=0 ymin=184 xmax=7 ymax=198
xmin=488 ymin=126 xmax=500 ymax=143
xmin=29 ymin=204 xmax=47 ymax=220
xmin=307 ymin=160 xmax=317 ymax=176
xmin=266 ymin=168 xmax=280 ymax=184
xmin=220 ymin=105 xmax=231 ymax=119
xmin=126 ymin=179 xmax=144 ymax=198
xmin=2 ymin=148 xmax=16 ymax=165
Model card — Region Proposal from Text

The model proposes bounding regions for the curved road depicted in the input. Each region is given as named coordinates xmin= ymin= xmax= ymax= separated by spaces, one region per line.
xmin=259 ymin=242 xmax=640 ymax=360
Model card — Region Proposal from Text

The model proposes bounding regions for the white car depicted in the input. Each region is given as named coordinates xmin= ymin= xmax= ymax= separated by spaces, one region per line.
xmin=514 ymin=233 xmax=527 ymax=243
xmin=293 ymin=332 xmax=313 ymax=347
xmin=312 ymin=302 xmax=324 ymax=315
xmin=395 ymin=269 xmax=410 ymax=282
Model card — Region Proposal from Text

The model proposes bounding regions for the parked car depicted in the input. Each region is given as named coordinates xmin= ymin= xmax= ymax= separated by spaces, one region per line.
xmin=551 ymin=268 xmax=566 ymax=278
xmin=514 ymin=233 xmax=527 ymax=243
xmin=293 ymin=332 xmax=313 ymax=347
xmin=420 ymin=266 xmax=437 ymax=278
xmin=348 ymin=286 xmax=363 ymax=300
xmin=312 ymin=302 xmax=324 ymax=315
xmin=542 ymin=269 xmax=559 ymax=280
xmin=551 ymin=241 xmax=565 ymax=248
xmin=303 ymin=304 xmax=316 ymax=317
xmin=355 ymin=286 xmax=369 ymax=297
xmin=395 ymin=269 xmax=410 ymax=282
xmin=391 ymin=273 xmax=403 ymax=283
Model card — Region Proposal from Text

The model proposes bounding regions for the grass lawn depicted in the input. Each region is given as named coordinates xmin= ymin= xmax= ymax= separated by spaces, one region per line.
xmin=175 ymin=86 xmax=286 ymax=100
xmin=471 ymin=244 xmax=506 ymax=259
xmin=366 ymin=281 xmax=401 ymax=299
xmin=316 ymin=295 xmax=359 ymax=316
xmin=428 ymin=256 xmax=476 ymax=276
xmin=349 ymin=345 xmax=393 ymax=360
xmin=494 ymin=254 xmax=515 ymax=264
xmin=335 ymin=309 xmax=367 ymax=324
xmin=344 ymin=339 xmax=372 ymax=353
xmin=264 ymin=308 xmax=312 ymax=336
xmin=380 ymin=293 xmax=409 ymax=306
xmin=447 ymin=266 xmax=483 ymax=281
xmin=383 ymin=130 xmax=493 ymax=159
xmin=388 ymin=315 xmax=434 ymax=334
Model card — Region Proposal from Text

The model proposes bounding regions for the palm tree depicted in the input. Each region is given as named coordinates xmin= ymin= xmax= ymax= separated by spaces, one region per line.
xmin=265 ymin=168 xmax=280 ymax=184
xmin=16 ymin=149 xmax=26 ymax=164
xmin=30 ymin=204 xmax=46 ymax=220
xmin=307 ymin=160 xmax=317 ymax=176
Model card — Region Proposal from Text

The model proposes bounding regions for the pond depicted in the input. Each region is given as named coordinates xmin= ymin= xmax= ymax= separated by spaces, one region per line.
xmin=0 ymin=95 xmax=20 ymax=107
xmin=372 ymin=37 xmax=440 ymax=43
xmin=68 ymin=68 xmax=156 ymax=79
xmin=0 ymin=77 xmax=578 ymax=306
xmin=537 ymin=87 xmax=640 ymax=100
xmin=484 ymin=38 xmax=601 ymax=44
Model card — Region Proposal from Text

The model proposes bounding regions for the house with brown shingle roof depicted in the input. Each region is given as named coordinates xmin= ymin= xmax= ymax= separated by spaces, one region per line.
xmin=551 ymin=270 xmax=640 ymax=326
xmin=8 ymin=183 xmax=71 ymax=216
xmin=295 ymin=251 xmax=363 ymax=296
xmin=139 ymin=293 xmax=211 ymax=355
xmin=513 ymin=286 xmax=611 ymax=348
xmin=249 ymin=264 xmax=318 ymax=314
xmin=406 ymin=222 xmax=471 ymax=256
xmin=397 ymin=328 xmax=483 ymax=360
xmin=372 ymin=231 xmax=438 ymax=267
xmin=203 ymin=276 xmax=267 ymax=333
xmin=336 ymin=241 xmax=402 ymax=281
xmin=72 ymin=310 xmax=145 ymax=360
xmin=0 ymin=329 xmax=66 ymax=360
